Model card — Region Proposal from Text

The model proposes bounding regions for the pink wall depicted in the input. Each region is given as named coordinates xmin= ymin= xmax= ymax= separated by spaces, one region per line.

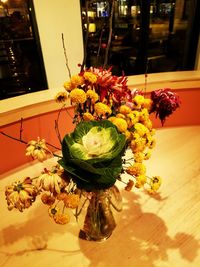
xmin=1 ymin=88 xmax=200 ymax=175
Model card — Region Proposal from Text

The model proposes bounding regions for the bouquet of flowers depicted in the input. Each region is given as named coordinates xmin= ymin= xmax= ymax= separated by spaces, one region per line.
xmin=5 ymin=66 xmax=180 ymax=228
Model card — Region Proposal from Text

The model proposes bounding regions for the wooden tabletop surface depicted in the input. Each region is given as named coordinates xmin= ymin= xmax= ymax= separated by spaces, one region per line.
xmin=0 ymin=125 xmax=200 ymax=267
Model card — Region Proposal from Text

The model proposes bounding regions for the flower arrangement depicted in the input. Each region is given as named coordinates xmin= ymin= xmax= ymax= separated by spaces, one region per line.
xmin=4 ymin=66 xmax=180 ymax=227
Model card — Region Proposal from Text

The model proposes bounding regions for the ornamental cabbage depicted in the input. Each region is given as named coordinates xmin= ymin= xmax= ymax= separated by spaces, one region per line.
xmin=58 ymin=120 xmax=126 ymax=190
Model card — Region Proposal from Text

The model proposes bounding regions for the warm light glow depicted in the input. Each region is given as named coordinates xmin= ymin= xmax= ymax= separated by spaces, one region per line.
xmin=84 ymin=23 xmax=96 ymax=33
xmin=1 ymin=0 xmax=8 ymax=3
xmin=87 ymin=11 xmax=95 ymax=18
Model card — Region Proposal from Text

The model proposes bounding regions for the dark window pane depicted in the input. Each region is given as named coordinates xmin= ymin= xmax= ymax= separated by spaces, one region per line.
xmin=80 ymin=0 xmax=200 ymax=75
xmin=0 ymin=0 xmax=47 ymax=100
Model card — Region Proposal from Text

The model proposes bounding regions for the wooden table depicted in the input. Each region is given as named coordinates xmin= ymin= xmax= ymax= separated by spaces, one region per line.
xmin=0 ymin=125 xmax=200 ymax=267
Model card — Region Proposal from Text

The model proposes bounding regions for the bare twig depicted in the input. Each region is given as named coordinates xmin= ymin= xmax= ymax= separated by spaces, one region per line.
xmin=97 ymin=28 xmax=104 ymax=64
xmin=54 ymin=105 xmax=66 ymax=144
xmin=0 ymin=131 xmax=27 ymax=145
xmin=46 ymin=142 xmax=60 ymax=151
xmin=62 ymin=33 xmax=71 ymax=79
xmin=81 ymin=0 xmax=89 ymax=71
xmin=103 ymin=0 xmax=115 ymax=68
xmin=20 ymin=118 xmax=23 ymax=141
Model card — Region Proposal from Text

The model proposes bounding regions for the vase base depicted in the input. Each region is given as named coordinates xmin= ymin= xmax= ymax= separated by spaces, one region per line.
xmin=79 ymin=229 xmax=112 ymax=242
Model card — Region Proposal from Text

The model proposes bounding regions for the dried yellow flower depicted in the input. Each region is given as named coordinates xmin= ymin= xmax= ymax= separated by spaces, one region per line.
xmin=26 ymin=137 xmax=50 ymax=162
xmin=55 ymin=91 xmax=68 ymax=103
xmin=5 ymin=177 xmax=38 ymax=212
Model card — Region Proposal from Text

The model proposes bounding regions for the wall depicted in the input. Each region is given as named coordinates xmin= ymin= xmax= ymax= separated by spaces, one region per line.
xmin=0 ymin=106 xmax=75 ymax=175
xmin=33 ymin=0 xmax=84 ymax=89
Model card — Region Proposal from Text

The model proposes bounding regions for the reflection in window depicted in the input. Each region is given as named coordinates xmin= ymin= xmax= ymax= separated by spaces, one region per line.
xmin=0 ymin=0 xmax=47 ymax=100
xmin=80 ymin=0 xmax=200 ymax=76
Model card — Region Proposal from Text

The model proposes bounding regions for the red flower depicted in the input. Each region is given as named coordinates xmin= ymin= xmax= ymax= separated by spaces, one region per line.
xmin=150 ymin=88 xmax=181 ymax=125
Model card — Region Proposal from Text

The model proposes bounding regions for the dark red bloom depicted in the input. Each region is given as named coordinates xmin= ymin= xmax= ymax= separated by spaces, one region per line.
xmin=150 ymin=88 xmax=181 ymax=125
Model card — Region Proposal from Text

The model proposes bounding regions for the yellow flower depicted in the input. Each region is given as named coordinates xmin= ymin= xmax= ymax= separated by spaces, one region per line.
xmin=126 ymin=111 xmax=139 ymax=127
xmin=134 ymin=123 xmax=148 ymax=137
xmin=63 ymin=81 xmax=73 ymax=91
xmin=150 ymin=128 xmax=156 ymax=136
xmin=70 ymin=74 xmax=84 ymax=87
xmin=149 ymin=176 xmax=162 ymax=191
xmin=145 ymin=133 xmax=155 ymax=148
xmin=124 ymin=130 xmax=131 ymax=140
xmin=64 ymin=194 xmax=80 ymax=209
xmin=134 ymin=152 xmax=145 ymax=162
xmin=5 ymin=177 xmax=38 ymax=212
xmin=133 ymin=95 xmax=145 ymax=109
xmin=55 ymin=91 xmax=68 ymax=103
xmin=118 ymin=105 xmax=131 ymax=115
xmin=48 ymin=205 xmax=70 ymax=224
xmin=116 ymin=113 xmax=126 ymax=119
xmin=83 ymin=71 xmax=97 ymax=84
xmin=143 ymin=98 xmax=153 ymax=111
xmin=69 ymin=88 xmax=87 ymax=104
xmin=108 ymin=116 xmax=116 ymax=123
xmin=126 ymin=162 xmax=146 ymax=176
xmin=143 ymin=118 xmax=153 ymax=130
xmin=139 ymin=108 xmax=149 ymax=122
xmin=149 ymin=138 xmax=156 ymax=149
xmin=83 ymin=112 xmax=95 ymax=121
xmin=86 ymin=89 xmax=99 ymax=103
xmin=135 ymin=175 xmax=147 ymax=188
xmin=130 ymin=137 xmax=146 ymax=153
xmin=111 ymin=117 xmax=128 ymax=133
xmin=144 ymin=151 xmax=151 ymax=160
xmin=54 ymin=213 xmax=70 ymax=225
xmin=94 ymin=102 xmax=112 ymax=116
xmin=26 ymin=137 xmax=50 ymax=162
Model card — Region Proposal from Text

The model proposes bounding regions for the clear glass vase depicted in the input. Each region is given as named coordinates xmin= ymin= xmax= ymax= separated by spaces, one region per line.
xmin=75 ymin=185 xmax=122 ymax=241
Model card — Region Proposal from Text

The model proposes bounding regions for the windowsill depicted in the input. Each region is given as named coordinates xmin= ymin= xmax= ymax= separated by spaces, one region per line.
xmin=1 ymin=70 xmax=200 ymax=127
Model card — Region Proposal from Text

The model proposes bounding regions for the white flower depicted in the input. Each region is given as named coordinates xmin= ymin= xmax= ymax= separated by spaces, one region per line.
xmin=37 ymin=166 xmax=66 ymax=194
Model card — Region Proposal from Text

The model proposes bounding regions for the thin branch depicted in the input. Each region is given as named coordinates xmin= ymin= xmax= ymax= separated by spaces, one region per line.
xmin=81 ymin=0 xmax=89 ymax=71
xmin=54 ymin=105 xmax=65 ymax=144
xmin=46 ymin=142 xmax=60 ymax=151
xmin=144 ymin=73 xmax=148 ymax=94
xmin=20 ymin=118 xmax=23 ymax=140
xmin=0 ymin=131 xmax=27 ymax=145
xmin=62 ymin=33 xmax=71 ymax=79
xmin=103 ymin=0 xmax=115 ymax=68
xmin=97 ymin=28 xmax=104 ymax=64
xmin=1 ymin=131 xmax=60 ymax=151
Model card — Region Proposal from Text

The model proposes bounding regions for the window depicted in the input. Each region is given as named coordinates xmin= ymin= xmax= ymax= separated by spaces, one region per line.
xmin=80 ymin=0 xmax=200 ymax=75
xmin=0 ymin=0 xmax=47 ymax=100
